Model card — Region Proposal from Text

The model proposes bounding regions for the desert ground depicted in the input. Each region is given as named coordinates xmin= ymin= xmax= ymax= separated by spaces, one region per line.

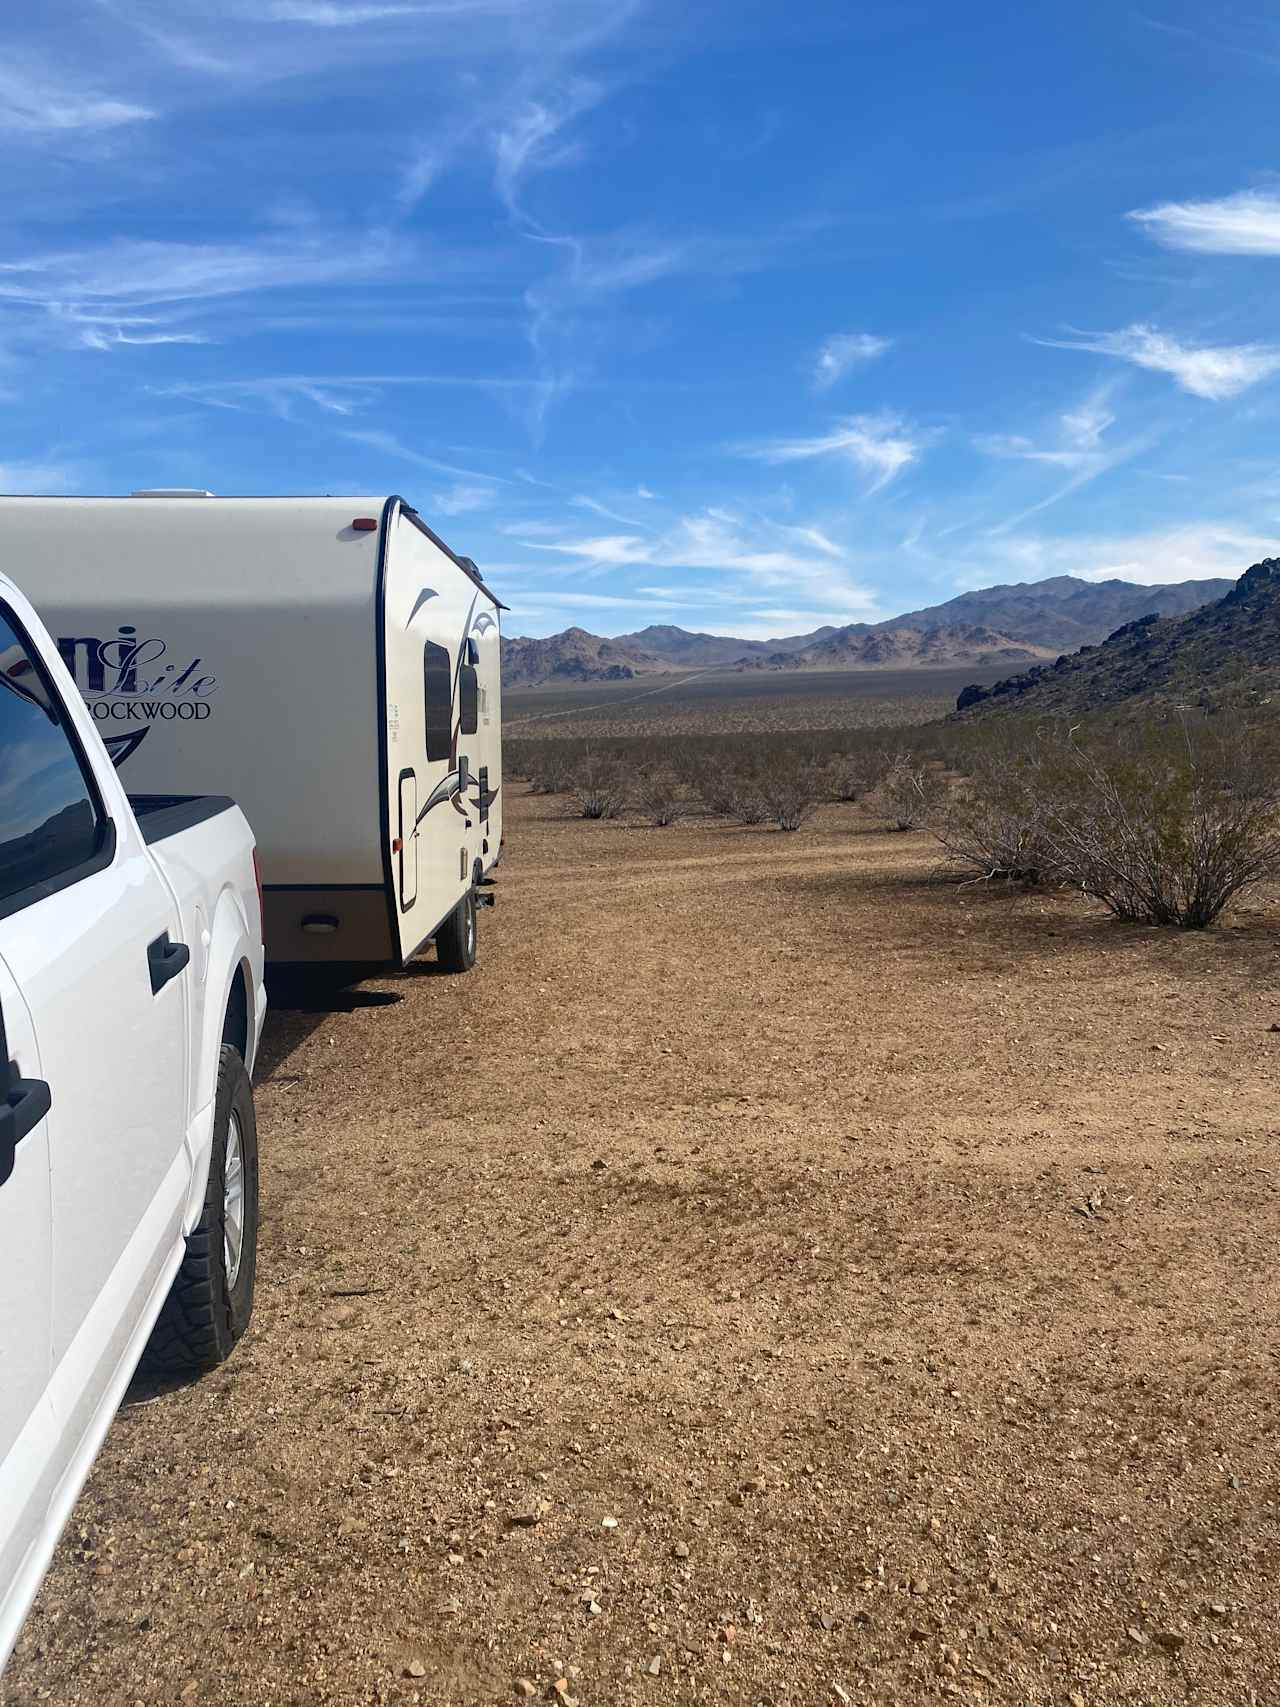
xmin=503 ymin=665 xmax=1013 ymax=738
xmin=5 ymin=773 xmax=1280 ymax=1706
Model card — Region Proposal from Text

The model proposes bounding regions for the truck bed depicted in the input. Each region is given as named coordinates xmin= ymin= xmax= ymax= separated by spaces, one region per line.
xmin=126 ymin=795 xmax=236 ymax=847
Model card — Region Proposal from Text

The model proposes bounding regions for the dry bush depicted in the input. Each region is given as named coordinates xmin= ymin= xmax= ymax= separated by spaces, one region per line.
xmin=525 ymin=747 xmax=575 ymax=795
xmin=634 ymin=771 xmax=686 ymax=827
xmin=727 ymin=775 xmax=771 ymax=825
xmin=931 ymin=738 xmax=1050 ymax=883
xmin=759 ymin=758 xmax=821 ymax=831
xmin=1039 ymin=719 xmax=1280 ymax=928
xmin=570 ymin=753 xmax=627 ymax=820
xmin=821 ymin=750 xmax=883 ymax=803
xmin=872 ymin=753 xmax=950 ymax=830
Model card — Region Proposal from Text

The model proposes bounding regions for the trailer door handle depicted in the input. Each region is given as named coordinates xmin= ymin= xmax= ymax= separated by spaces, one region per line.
xmin=0 ymin=1073 xmax=51 ymax=1188
xmin=148 ymin=933 xmax=190 ymax=994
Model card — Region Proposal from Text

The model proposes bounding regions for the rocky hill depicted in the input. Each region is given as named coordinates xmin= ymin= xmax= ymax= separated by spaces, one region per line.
xmin=734 ymin=623 xmax=1052 ymax=671
xmin=956 ymin=559 xmax=1280 ymax=718
xmin=885 ymin=575 xmax=1232 ymax=653
xmin=502 ymin=575 xmax=1231 ymax=685
xmin=500 ymin=627 xmax=663 ymax=686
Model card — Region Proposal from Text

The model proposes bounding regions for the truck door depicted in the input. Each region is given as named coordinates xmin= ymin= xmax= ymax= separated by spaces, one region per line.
xmin=0 ymin=961 xmax=54 ymax=1641
xmin=0 ymin=601 xmax=188 ymax=1470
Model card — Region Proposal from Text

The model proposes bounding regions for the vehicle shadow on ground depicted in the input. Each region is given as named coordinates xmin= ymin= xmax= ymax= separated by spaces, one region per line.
xmin=255 ymin=971 xmax=403 ymax=1083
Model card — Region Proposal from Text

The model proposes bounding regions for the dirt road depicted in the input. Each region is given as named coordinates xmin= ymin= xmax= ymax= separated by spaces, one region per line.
xmin=6 ymin=790 xmax=1280 ymax=1706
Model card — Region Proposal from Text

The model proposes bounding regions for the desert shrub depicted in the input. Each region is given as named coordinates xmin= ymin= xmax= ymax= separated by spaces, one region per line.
xmin=571 ymin=753 xmax=627 ymax=820
xmin=634 ymin=771 xmax=686 ymax=827
xmin=758 ymin=758 xmax=821 ymax=831
xmin=529 ymin=751 xmax=574 ymax=795
xmin=820 ymin=749 xmax=884 ymax=803
xmin=726 ymin=774 xmax=771 ymax=825
xmin=931 ymin=736 xmax=1051 ymax=883
xmin=1039 ymin=719 xmax=1280 ymax=928
xmin=872 ymin=753 xmax=950 ymax=830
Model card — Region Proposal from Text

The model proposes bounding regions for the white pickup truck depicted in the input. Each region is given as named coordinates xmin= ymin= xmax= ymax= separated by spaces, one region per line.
xmin=0 ymin=573 xmax=266 ymax=1673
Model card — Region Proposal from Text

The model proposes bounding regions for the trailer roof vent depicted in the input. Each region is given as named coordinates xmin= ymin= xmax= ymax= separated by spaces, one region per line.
xmin=129 ymin=488 xmax=216 ymax=498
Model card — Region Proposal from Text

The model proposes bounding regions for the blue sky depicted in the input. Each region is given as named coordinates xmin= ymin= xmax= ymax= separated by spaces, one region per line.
xmin=7 ymin=1 xmax=1280 ymax=637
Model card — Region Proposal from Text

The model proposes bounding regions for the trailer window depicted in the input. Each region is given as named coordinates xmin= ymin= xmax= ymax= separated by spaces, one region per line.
xmin=423 ymin=641 xmax=452 ymax=763
xmin=459 ymin=663 xmax=478 ymax=736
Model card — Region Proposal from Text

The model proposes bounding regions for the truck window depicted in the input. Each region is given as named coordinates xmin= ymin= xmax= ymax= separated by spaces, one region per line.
xmin=0 ymin=608 xmax=106 ymax=911
xmin=423 ymin=640 xmax=452 ymax=763
xmin=459 ymin=663 xmax=478 ymax=736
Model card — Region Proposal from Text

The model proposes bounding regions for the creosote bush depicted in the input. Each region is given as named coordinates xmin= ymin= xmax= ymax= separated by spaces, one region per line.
xmin=873 ymin=753 xmax=949 ymax=831
xmin=634 ymin=771 xmax=686 ymax=827
xmin=1039 ymin=719 xmax=1280 ymax=928
xmin=571 ymin=753 xmax=627 ymax=820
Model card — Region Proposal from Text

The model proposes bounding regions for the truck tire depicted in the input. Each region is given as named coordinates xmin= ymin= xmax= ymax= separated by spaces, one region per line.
xmin=434 ymin=888 xmax=477 ymax=973
xmin=141 ymin=1046 xmax=259 ymax=1377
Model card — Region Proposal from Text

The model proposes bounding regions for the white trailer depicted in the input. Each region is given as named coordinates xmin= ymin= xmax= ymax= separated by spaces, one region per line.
xmin=1 ymin=494 xmax=505 ymax=970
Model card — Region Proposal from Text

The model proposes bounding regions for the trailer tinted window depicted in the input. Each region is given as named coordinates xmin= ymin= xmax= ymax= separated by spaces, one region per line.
xmin=424 ymin=641 xmax=452 ymax=763
xmin=459 ymin=663 xmax=478 ymax=736
xmin=0 ymin=611 xmax=104 ymax=909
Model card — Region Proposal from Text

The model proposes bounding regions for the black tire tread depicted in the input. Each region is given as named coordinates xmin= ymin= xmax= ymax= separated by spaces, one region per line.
xmin=435 ymin=890 xmax=477 ymax=973
xmin=140 ymin=1046 xmax=258 ymax=1378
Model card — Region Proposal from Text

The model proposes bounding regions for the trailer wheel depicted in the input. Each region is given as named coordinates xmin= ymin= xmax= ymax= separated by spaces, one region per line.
xmin=141 ymin=1046 xmax=259 ymax=1376
xmin=435 ymin=888 xmax=477 ymax=972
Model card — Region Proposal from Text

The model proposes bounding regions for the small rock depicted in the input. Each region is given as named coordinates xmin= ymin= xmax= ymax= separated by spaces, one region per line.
xmin=447 ymin=1552 xmax=464 ymax=1566
xmin=1154 ymin=1629 xmax=1186 ymax=1652
xmin=832 ymin=1688 xmax=851 ymax=1706
xmin=1126 ymin=1627 xmax=1147 ymax=1645
xmin=1208 ymin=1602 xmax=1228 ymax=1618
xmin=587 ymin=1601 xmax=602 ymax=1616
xmin=815 ymin=1612 xmax=836 ymax=1631
xmin=647 ymin=1655 xmax=662 ymax=1676
xmin=1069 ymin=1695 xmax=1086 ymax=1707
xmin=601 ymin=1515 xmax=619 ymax=1530
xmin=511 ymin=1503 xmax=550 ymax=1528
xmin=514 ymin=1683 xmax=537 ymax=1699
xmin=404 ymin=1661 xmax=427 ymax=1679
xmin=910 ymin=1575 xmax=929 ymax=1596
xmin=672 ymin=1541 xmax=690 ymax=1559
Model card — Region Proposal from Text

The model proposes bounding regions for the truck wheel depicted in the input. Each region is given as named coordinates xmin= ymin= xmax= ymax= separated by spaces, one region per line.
xmin=435 ymin=889 xmax=477 ymax=973
xmin=141 ymin=1046 xmax=259 ymax=1377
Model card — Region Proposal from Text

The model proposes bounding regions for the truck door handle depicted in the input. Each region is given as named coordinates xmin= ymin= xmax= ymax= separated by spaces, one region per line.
xmin=0 ymin=1073 xmax=51 ymax=1188
xmin=148 ymin=933 xmax=190 ymax=994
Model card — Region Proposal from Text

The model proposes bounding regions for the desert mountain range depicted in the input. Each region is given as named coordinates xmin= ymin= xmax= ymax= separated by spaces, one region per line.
xmin=501 ymin=575 xmax=1232 ymax=687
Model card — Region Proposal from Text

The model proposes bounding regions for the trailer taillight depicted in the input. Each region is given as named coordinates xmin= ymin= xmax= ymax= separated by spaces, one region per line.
xmin=352 ymin=517 xmax=378 ymax=532
xmin=252 ymin=847 xmax=264 ymax=938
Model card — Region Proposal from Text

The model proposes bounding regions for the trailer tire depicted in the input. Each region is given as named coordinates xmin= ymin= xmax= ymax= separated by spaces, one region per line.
xmin=435 ymin=888 xmax=477 ymax=973
xmin=141 ymin=1046 xmax=259 ymax=1377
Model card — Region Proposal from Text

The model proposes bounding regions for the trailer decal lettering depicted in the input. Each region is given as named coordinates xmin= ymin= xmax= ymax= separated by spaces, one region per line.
xmin=57 ymin=629 xmax=219 ymax=701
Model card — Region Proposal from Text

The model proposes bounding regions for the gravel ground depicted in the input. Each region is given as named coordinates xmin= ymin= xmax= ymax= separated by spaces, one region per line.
xmin=5 ymin=788 xmax=1280 ymax=1707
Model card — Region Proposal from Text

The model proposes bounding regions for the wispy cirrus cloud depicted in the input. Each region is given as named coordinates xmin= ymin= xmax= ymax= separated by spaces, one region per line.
xmin=1127 ymin=189 xmax=1280 ymax=255
xmin=745 ymin=412 xmax=927 ymax=493
xmin=974 ymin=522 xmax=1278 ymax=588
xmin=0 ymin=65 xmax=152 ymax=134
xmin=976 ymin=389 xmax=1115 ymax=471
xmin=432 ymin=481 xmax=499 ymax=515
xmin=1034 ymin=323 xmax=1280 ymax=401
xmin=812 ymin=330 xmax=891 ymax=391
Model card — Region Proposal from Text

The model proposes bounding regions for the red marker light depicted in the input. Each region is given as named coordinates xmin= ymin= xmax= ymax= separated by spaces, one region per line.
xmin=352 ymin=517 xmax=378 ymax=532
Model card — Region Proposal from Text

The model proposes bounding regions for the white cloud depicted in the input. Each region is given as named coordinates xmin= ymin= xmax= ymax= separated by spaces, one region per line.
xmin=1035 ymin=323 xmax=1280 ymax=401
xmin=1127 ymin=190 xmax=1280 ymax=256
xmin=747 ymin=412 xmax=926 ymax=492
xmin=813 ymin=331 xmax=891 ymax=391
xmin=635 ymin=484 xmax=656 ymax=499
xmin=0 ymin=461 xmax=81 ymax=493
xmin=0 ymin=67 xmax=152 ymax=134
xmin=433 ymin=482 xmax=497 ymax=515
xmin=976 ymin=389 xmax=1116 ymax=471
xmin=979 ymin=523 xmax=1276 ymax=588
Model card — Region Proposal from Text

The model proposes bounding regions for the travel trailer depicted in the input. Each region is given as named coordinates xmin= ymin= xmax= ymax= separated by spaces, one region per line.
xmin=3 ymin=494 xmax=504 ymax=969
